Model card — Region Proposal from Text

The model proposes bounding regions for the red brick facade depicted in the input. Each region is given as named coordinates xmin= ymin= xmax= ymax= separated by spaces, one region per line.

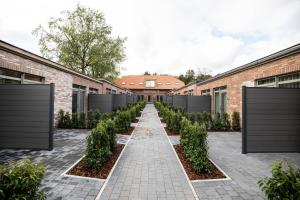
xmin=0 ymin=41 xmax=128 ymax=124
xmin=173 ymin=50 xmax=300 ymax=117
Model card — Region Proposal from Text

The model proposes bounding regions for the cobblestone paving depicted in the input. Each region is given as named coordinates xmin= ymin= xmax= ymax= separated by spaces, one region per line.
xmin=0 ymin=129 xmax=130 ymax=200
xmin=99 ymin=104 xmax=195 ymax=200
xmin=170 ymin=132 xmax=300 ymax=200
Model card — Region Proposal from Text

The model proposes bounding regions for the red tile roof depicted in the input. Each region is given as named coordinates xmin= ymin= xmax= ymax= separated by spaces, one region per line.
xmin=115 ymin=75 xmax=185 ymax=90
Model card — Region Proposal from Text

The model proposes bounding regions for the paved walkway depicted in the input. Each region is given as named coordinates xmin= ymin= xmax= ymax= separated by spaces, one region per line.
xmin=170 ymin=133 xmax=300 ymax=200
xmin=0 ymin=130 xmax=131 ymax=200
xmin=99 ymin=104 xmax=195 ymax=200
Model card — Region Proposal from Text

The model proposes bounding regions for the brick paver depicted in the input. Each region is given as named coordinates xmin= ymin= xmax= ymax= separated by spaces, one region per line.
xmin=0 ymin=130 xmax=131 ymax=200
xmin=169 ymin=133 xmax=300 ymax=200
xmin=99 ymin=104 xmax=195 ymax=200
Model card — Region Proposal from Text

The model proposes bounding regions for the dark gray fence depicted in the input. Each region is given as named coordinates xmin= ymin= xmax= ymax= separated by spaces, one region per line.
xmin=88 ymin=94 xmax=138 ymax=112
xmin=88 ymin=94 xmax=113 ymax=113
xmin=173 ymin=95 xmax=186 ymax=110
xmin=0 ymin=84 xmax=54 ymax=150
xmin=162 ymin=95 xmax=211 ymax=113
xmin=186 ymin=95 xmax=211 ymax=112
xmin=113 ymin=94 xmax=127 ymax=109
xmin=242 ymin=86 xmax=300 ymax=153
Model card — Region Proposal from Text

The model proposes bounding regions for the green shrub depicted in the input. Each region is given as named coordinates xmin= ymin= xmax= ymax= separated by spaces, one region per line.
xmin=179 ymin=117 xmax=192 ymax=147
xmin=170 ymin=111 xmax=182 ymax=132
xmin=212 ymin=113 xmax=222 ymax=131
xmin=84 ymin=123 xmax=111 ymax=169
xmin=231 ymin=112 xmax=241 ymax=131
xmin=64 ymin=112 xmax=72 ymax=128
xmin=87 ymin=110 xmax=102 ymax=129
xmin=103 ymin=119 xmax=116 ymax=151
xmin=72 ymin=113 xmax=79 ymax=128
xmin=221 ymin=113 xmax=230 ymax=131
xmin=258 ymin=160 xmax=300 ymax=200
xmin=57 ymin=109 xmax=65 ymax=128
xmin=78 ymin=112 xmax=86 ymax=129
xmin=129 ymin=106 xmax=137 ymax=122
xmin=186 ymin=112 xmax=197 ymax=123
xmin=115 ymin=110 xmax=131 ymax=132
xmin=0 ymin=159 xmax=46 ymax=200
xmin=201 ymin=112 xmax=213 ymax=130
xmin=180 ymin=122 xmax=209 ymax=172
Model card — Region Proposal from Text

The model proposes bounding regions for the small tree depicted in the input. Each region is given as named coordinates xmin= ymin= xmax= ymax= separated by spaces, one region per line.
xmin=232 ymin=112 xmax=241 ymax=131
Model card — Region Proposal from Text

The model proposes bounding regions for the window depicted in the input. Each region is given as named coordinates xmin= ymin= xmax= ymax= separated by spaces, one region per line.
xmin=137 ymin=95 xmax=144 ymax=101
xmin=214 ymin=86 xmax=227 ymax=113
xmin=0 ymin=68 xmax=44 ymax=84
xmin=89 ymin=88 xmax=98 ymax=94
xmin=23 ymin=73 xmax=44 ymax=84
xmin=122 ymin=82 xmax=126 ymax=85
xmin=146 ymin=80 xmax=155 ymax=87
xmin=278 ymin=72 xmax=300 ymax=88
xmin=130 ymin=82 xmax=134 ymax=85
xmin=139 ymin=82 xmax=143 ymax=85
xmin=256 ymin=72 xmax=300 ymax=88
xmin=157 ymin=82 xmax=162 ymax=85
xmin=201 ymin=89 xmax=210 ymax=96
xmin=106 ymin=88 xmax=112 ymax=94
xmin=72 ymin=85 xmax=86 ymax=113
xmin=166 ymin=82 xmax=171 ymax=85
xmin=256 ymin=77 xmax=276 ymax=87
xmin=111 ymin=90 xmax=117 ymax=94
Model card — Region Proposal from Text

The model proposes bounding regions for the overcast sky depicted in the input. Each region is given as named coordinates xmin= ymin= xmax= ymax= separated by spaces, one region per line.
xmin=1 ymin=0 xmax=300 ymax=76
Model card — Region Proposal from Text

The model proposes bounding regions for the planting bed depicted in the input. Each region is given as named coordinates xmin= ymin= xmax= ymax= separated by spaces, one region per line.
xmin=68 ymin=144 xmax=125 ymax=179
xmin=164 ymin=127 xmax=179 ymax=135
xmin=173 ymin=144 xmax=225 ymax=180
xmin=117 ymin=127 xmax=135 ymax=135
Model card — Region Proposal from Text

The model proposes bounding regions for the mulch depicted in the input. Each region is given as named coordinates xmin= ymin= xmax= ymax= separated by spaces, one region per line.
xmin=164 ymin=127 xmax=180 ymax=136
xmin=173 ymin=144 xmax=226 ymax=180
xmin=132 ymin=118 xmax=139 ymax=123
xmin=67 ymin=144 xmax=125 ymax=179
xmin=117 ymin=127 xmax=135 ymax=135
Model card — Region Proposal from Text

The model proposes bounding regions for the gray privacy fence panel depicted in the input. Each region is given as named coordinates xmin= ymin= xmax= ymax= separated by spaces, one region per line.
xmin=126 ymin=95 xmax=138 ymax=105
xmin=166 ymin=95 xmax=173 ymax=105
xmin=113 ymin=94 xmax=127 ymax=109
xmin=173 ymin=95 xmax=187 ymax=110
xmin=187 ymin=95 xmax=211 ymax=112
xmin=0 ymin=84 xmax=54 ymax=150
xmin=242 ymin=87 xmax=300 ymax=153
xmin=88 ymin=94 xmax=113 ymax=113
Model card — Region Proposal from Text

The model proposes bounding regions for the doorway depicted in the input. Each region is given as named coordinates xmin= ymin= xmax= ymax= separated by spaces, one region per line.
xmin=147 ymin=95 xmax=152 ymax=103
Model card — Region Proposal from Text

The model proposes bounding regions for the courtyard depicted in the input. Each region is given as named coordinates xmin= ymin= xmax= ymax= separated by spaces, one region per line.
xmin=0 ymin=104 xmax=299 ymax=200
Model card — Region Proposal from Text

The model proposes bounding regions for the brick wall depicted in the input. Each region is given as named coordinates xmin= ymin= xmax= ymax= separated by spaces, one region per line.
xmin=173 ymin=83 xmax=198 ymax=95
xmin=0 ymin=50 xmax=73 ymax=123
xmin=0 ymin=49 xmax=126 ymax=125
xmin=196 ymin=53 xmax=300 ymax=116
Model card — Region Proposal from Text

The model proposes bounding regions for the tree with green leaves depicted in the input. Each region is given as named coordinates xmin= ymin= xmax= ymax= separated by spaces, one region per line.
xmin=179 ymin=68 xmax=212 ymax=85
xmin=33 ymin=5 xmax=126 ymax=81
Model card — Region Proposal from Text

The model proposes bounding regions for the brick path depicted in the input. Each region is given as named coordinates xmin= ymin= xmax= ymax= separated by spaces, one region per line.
xmin=99 ymin=104 xmax=195 ymax=200
xmin=0 ymin=130 xmax=130 ymax=200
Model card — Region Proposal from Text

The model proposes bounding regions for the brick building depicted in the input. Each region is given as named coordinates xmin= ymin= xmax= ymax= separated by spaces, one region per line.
xmin=172 ymin=43 xmax=300 ymax=116
xmin=115 ymin=75 xmax=184 ymax=102
xmin=0 ymin=40 xmax=129 ymax=123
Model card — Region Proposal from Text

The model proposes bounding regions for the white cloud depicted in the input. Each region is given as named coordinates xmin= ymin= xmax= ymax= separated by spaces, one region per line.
xmin=0 ymin=0 xmax=299 ymax=77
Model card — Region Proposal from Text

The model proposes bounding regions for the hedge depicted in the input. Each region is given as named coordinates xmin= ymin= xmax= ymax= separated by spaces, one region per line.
xmin=0 ymin=160 xmax=46 ymax=200
xmin=84 ymin=101 xmax=146 ymax=169
xmin=180 ymin=117 xmax=209 ymax=172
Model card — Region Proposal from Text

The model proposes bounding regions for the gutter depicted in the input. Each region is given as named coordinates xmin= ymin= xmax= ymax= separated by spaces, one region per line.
xmin=196 ymin=43 xmax=300 ymax=86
